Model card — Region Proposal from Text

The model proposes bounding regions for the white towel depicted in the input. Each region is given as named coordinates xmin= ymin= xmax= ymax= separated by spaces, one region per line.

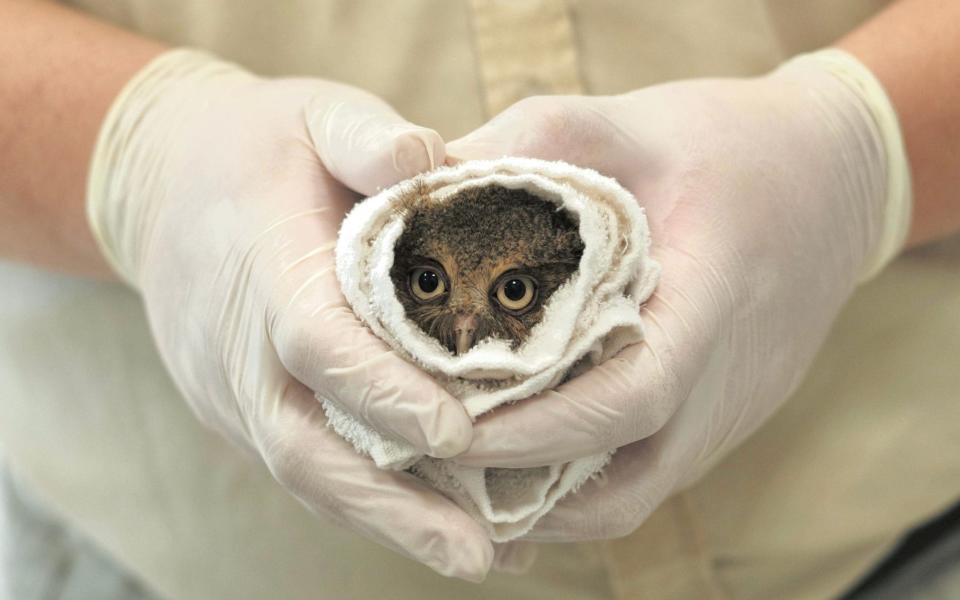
xmin=321 ymin=157 xmax=660 ymax=542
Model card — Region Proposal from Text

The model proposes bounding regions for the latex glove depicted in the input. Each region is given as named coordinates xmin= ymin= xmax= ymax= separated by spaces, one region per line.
xmin=86 ymin=49 xmax=493 ymax=579
xmin=446 ymin=49 xmax=912 ymax=540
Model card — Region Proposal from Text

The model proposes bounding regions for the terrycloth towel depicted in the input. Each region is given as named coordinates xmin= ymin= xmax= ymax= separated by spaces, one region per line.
xmin=321 ymin=157 xmax=660 ymax=542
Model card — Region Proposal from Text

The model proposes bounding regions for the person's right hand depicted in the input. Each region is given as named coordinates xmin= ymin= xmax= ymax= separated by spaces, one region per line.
xmin=86 ymin=49 xmax=493 ymax=580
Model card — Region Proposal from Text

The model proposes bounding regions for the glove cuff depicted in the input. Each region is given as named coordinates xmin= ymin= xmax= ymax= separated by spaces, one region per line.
xmin=780 ymin=49 xmax=913 ymax=283
xmin=86 ymin=48 xmax=253 ymax=286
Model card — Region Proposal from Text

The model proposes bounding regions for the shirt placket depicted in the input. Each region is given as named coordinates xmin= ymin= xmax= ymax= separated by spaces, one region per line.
xmin=467 ymin=0 xmax=584 ymax=117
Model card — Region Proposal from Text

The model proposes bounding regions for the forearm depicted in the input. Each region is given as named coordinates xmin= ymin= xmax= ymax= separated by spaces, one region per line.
xmin=0 ymin=0 xmax=164 ymax=277
xmin=838 ymin=0 xmax=960 ymax=247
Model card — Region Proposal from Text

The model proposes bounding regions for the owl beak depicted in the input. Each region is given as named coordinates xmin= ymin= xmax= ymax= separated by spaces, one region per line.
xmin=453 ymin=313 xmax=478 ymax=355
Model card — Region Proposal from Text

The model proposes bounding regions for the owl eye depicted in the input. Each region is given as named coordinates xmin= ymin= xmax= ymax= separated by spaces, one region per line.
xmin=409 ymin=266 xmax=447 ymax=301
xmin=494 ymin=274 xmax=537 ymax=313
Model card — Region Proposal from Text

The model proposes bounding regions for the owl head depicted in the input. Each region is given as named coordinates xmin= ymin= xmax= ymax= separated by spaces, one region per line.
xmin=390 ymin=184 xmax=584 ymax=355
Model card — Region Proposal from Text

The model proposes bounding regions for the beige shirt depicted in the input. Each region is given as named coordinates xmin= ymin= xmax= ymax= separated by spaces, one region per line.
xmin=1 ymin=1 xmax=958 ymax=598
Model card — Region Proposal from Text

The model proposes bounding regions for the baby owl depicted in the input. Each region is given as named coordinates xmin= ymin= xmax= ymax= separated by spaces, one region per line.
xmin=390 ymin=185 xmax=584 ymax=355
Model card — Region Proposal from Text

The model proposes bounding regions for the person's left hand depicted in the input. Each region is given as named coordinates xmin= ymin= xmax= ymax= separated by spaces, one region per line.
xmin=445 ymin=50 xmax=910 ymax=541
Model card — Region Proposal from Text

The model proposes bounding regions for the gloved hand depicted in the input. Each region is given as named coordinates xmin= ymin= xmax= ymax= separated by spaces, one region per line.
xmin=86 ymin=49 xmax=493 ymax=579
xmin=446 ymin=49 xmax=912 ymax=540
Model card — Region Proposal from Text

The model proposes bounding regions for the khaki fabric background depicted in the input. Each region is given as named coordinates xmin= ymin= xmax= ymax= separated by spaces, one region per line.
xmin=0 ymin=1 xmax=958 ymax=598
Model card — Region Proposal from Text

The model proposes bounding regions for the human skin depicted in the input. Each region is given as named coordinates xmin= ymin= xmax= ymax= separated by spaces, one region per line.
xmin=837 ymin=0 xmax=960 ymax=245
xmin=0 ymin=0 xmax=164 ymax=277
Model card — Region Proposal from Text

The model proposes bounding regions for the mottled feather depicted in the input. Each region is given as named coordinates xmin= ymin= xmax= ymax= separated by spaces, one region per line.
xmin=390 ymin=185 xmax=583 ymax=354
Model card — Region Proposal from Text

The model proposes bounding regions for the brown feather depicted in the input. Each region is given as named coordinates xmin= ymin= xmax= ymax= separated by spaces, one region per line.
xmin=390 ymin=185 xmax=583 ymax=354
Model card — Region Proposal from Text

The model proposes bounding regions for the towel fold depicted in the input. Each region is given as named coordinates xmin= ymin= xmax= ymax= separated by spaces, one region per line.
xmin=321 ymin=157 xmax=660 ymax=541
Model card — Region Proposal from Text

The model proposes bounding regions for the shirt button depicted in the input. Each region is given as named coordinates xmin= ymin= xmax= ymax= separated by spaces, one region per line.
xmin=517 ymin=77 xmax=551 ymax=99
